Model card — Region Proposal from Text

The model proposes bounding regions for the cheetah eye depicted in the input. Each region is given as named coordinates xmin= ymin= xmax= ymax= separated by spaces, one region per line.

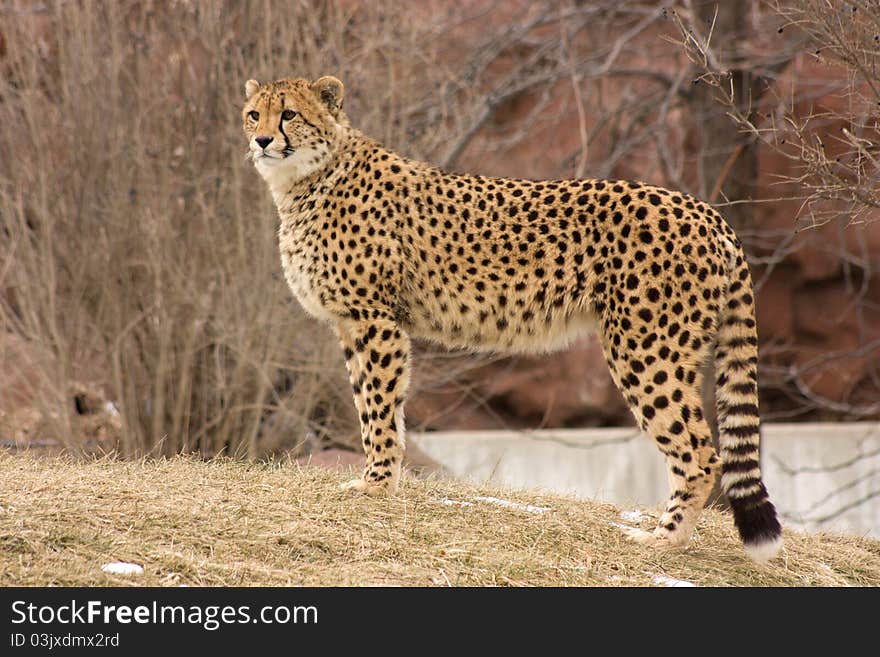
xmin=281 ymin=109 xmax=297 ymax=121
xmin=248 ymin=110 xmax=259 ymax=121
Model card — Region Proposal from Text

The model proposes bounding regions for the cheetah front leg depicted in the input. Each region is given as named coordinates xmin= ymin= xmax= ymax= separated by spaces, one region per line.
xmin=335 ymin=325 xmax=372 ymax=472
xmin=335 ymin=318 xmax=411 ymax=496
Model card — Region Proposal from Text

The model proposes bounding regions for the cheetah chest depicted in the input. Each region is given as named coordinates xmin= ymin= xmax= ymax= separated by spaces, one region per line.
xmin=277 ymin=221 xmax=339 ymax=323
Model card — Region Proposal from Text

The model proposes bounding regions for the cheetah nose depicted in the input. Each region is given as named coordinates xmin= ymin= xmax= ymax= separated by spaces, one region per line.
xmin=255 ymin=136 xmax=273 ymax=149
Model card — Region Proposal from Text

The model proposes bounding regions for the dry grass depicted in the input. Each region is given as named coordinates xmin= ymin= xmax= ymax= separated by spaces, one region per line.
xmin=0 ymin=451 xmax=877 ymax=587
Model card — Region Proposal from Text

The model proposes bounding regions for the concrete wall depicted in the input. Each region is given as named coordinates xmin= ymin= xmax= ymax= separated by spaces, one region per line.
xmin=411 ymin=423 xmax=880 ymax=538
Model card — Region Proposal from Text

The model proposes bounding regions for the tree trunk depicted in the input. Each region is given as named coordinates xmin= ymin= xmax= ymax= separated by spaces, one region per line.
xmin=691 ymin=1 xmax=761 ymax=507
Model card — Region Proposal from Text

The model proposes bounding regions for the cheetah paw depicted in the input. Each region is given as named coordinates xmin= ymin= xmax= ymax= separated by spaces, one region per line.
xmin=621 ymin=526 xmax=666 ymax=546
xmin=621 ymin=526 xmax=689 ymax=549
xmin=340 ymin=478 xmax=391 ymax=497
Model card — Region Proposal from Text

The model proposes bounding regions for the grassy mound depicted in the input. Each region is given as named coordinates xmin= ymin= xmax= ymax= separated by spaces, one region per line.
xmin=0 ymin=451 xmax=877 ymax=586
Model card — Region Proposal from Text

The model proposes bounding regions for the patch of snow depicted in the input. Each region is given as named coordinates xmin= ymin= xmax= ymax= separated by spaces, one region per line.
xmin=619 ymin=510 xmax=646 ymax=523
xmin=652 ymin=575 xmax=696 ymax=588
xmin=101 ymin=562 xmax=144 ymax=576
xmin=609 ymin=521 xmax=633 ymax=530
xmin=473 ymin=496 xmax=551 ymax=513
xmin=440 ymin=498 xmax=474 ymax=507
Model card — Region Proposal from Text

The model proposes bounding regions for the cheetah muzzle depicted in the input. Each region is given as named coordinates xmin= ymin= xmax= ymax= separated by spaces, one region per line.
xmin=242 ymin=75 xmax=783 ymax=563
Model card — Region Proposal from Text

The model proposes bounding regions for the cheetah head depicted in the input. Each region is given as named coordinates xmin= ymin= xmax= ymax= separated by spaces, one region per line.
xmin=242 ymin=76 xmax=345 ymax=189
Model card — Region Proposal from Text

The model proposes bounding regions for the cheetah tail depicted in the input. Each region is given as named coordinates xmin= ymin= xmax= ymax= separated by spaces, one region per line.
xmin=714 ymin=244 xmax=782 ymax=563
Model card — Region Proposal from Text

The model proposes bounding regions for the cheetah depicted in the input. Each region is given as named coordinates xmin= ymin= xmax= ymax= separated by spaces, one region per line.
xmin=242 ymin=75 xmax=782 ymax=562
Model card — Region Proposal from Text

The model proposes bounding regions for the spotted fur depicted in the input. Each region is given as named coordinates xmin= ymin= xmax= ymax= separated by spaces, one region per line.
xmin=242 ymin=76 xmax=782 ymax=561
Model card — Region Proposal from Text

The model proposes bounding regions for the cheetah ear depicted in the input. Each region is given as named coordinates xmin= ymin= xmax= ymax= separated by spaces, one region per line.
xmin=244 ymin=79 xmax=261 ymax=100
xmin=310 ymin=76 xmax=344 ymax=117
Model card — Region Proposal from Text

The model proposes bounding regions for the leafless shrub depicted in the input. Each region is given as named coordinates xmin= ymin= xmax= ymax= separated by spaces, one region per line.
xmin=0 ymin=0 xmax=454 ymax=457
xmin=664 ymin=0 xmax=880 ymax=422
xmin=671 ymin=0 xmax=880 ymax=229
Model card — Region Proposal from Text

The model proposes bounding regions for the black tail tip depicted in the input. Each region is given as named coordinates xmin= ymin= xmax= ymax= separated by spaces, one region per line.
xmin=731 ymin=495 xmax=783 ymax=563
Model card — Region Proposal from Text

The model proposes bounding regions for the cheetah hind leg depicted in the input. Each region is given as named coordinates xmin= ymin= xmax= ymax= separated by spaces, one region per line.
xmin=599 ymin=337 xmax=719 ymax=550
xmin=341 ymin=477 xmax=389 ymax=496
xmin=620 ymin=383 xmax=719 ymax=550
